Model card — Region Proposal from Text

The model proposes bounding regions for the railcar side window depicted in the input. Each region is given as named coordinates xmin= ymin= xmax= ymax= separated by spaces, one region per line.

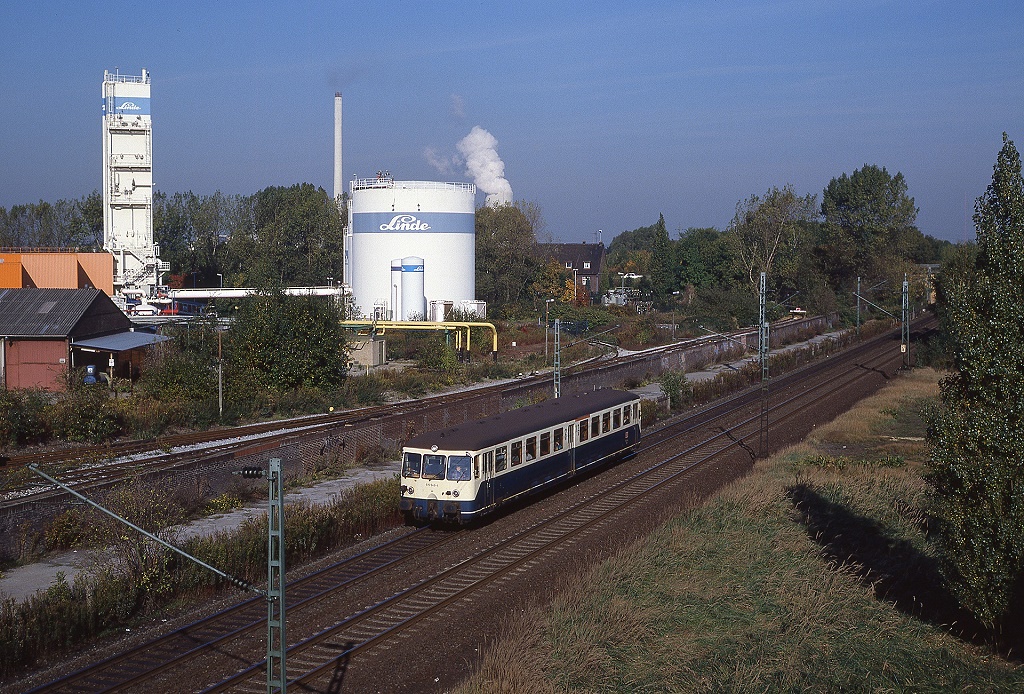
xmin=447 ymin=455 xmax=471 ymax=481
xmin=579 ymin=420 xmax=589 ymax=442
xmin=526 ymin=437 xmax=537 ymax=461
xmin=402 ymin=452 xmax=422 ymax=478
xmin=422 ymin=454 xmax=446 ymax=480
xmin=473 ymin=455 xmax=481 ymax=478
xmin=602 ymin=412 xmax=611 ymax=433
xmin=554 ymin=428 xmax=564 ymax=450
xmin=613 ymin=409 xmax=621 ymax=429
xmin=511 ymin=441 xmax=523 ymax=466
xmin=591 ymin=416 xmax=599 ymax=438
xmin=540 ymin=432 xmax=551 ymax=456
xmin=482 ymin=450 xmax=493 ymax=474
xmin=623 ymin=405 xmax=631 ymax=425
xmin=495 ymin=446 xmax=507 ymax=472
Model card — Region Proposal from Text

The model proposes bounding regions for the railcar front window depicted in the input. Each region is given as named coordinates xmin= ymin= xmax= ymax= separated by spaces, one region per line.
xmin=447 ymin=455 xmax=471 ymax=481
xmin=511 ymin=441 xmax=523 ymax=466
xmin=495 ymin=446 xmax=508 ymax=472
xmin=402 ymin=452 xmax=422 ymax=478
xmin=540 ymin=432 xmax=550 ymax=456
xmin=422 ymin=454 xmax=446 ymax=480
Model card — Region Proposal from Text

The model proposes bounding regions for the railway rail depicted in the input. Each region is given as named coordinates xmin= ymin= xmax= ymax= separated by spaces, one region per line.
xmin=25 ymin=318 xmax=931 ymax=693
xmin=2 ymin=318 xmax=821 ymax=504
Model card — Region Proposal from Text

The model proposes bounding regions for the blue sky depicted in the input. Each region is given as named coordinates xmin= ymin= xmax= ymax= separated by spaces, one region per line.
xmin=1 ymin=1 xmax=1021 ymax=243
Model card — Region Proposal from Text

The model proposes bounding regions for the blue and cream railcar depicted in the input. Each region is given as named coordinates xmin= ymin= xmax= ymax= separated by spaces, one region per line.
xmin=400 ymin=389 xmax=641 ymax=524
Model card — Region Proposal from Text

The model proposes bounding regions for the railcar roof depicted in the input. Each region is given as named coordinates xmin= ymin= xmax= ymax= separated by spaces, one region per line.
xmin=405 ymin=389 xmax=640 ymax=453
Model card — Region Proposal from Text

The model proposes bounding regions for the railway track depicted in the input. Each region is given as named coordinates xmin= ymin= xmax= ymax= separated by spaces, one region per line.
xmin=25 ymin=319 xmax=927 ymax=693
xmin=2 ymin=320 xmax=809 ymax=503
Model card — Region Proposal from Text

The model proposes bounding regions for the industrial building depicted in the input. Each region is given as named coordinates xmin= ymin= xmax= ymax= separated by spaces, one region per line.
xmin=101 ymin=68 xmax=168 ymax=300
xmin=345 ymin=175 xmax=483 ymax=321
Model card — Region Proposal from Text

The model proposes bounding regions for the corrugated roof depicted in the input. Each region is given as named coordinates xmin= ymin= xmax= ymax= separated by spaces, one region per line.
xmin=0 ymin=288 xmax=109 ymax=337
xmin=74 ymin=332 xmax=171 ymax=352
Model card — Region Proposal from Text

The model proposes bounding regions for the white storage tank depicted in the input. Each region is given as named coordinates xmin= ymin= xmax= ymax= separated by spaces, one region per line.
xmin=401 ymin=256 xmax=425 ymax=320
xmin=346 ymin=178 xmax=476 ymax=320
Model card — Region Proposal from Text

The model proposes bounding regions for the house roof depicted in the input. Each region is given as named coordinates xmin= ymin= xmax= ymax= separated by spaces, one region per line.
xmin=537 ymin=242 xmax=606 ymax=273
xmin=0 ymin=288 xmax=131 ymax=339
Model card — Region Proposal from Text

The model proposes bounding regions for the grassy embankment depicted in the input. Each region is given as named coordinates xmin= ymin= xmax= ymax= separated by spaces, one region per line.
xmin=457 ymin=368 xmax=1024 ymax=692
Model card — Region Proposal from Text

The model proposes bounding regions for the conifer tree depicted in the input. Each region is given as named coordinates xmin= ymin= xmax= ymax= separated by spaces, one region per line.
xmin=928 ymin=133 xmax=1024 ymax=635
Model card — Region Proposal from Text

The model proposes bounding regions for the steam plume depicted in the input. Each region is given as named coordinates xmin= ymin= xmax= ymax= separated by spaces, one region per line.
xmin=457 ymin=126 xmax=513 ymax=206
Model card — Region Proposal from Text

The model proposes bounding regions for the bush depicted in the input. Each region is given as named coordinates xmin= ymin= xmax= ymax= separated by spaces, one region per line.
xmin=659 ymin=370 xmax=693 ymax=410
xmin=0 ymin=388 xmax=49 ymax=448
xmin=44 ymin=384 xmax=125 ymax=444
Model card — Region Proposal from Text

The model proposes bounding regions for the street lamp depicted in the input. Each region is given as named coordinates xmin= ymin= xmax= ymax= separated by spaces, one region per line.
xmin=544 ymin=298 xmax=555 ymax=364
xmin=216 ymin=273 xmax=223 ymax=288
xmin=327 ymin=276 xmax=334 ymax=288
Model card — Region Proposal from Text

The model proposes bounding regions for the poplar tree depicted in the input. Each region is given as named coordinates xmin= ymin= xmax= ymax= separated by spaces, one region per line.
xmin=928 ymin=133 xmax=1024 ymax=636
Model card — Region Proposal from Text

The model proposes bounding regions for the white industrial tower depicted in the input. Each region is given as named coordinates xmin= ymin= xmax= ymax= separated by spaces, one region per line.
xmin=102 ymin=68 xmax=166 ymax=297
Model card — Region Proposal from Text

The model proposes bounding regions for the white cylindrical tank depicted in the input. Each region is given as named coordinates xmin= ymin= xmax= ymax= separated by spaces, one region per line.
xmin=390 ymin=258 xmax=402 ymax=321
xmin=401 ymin=256 xmax=425 ymax=320
xmin=348 ymin=179 xmax=476 ymax=319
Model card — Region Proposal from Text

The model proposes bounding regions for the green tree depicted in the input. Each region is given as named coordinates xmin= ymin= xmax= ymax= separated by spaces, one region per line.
xmin=820 ymin=164 xmax=918 ymax=287
xmin=649 ymin=213 xmax=675 ymax=305
xmin=225 ymin=292 xmax=348 ymax=395
xmin=474 ymin=201 xmax=541 ymax=314
xmin=675 ymin=226 xmax=740 ymax=290
xmin=927 ymin=133 xmax=1024 ymax=637
xmin=728 ymin=185 xmax=818 ymax=293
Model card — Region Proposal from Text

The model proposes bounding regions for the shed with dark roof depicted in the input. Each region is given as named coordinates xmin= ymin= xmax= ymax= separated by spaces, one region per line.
xmin=0 ymin=288 xmax=152 ymax=391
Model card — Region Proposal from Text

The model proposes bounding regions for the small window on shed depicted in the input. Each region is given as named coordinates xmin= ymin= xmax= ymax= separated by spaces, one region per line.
xmin=540 ymin=432 xmax=551 ymax=456
xmin=511 ymin=441 xmax=523 ymax=466
xmin=583 ymin=261 xmax=591 ymax=269
xmin=495 ymin=446 xmax=508 ymax=472
xmin=613 ymin=409 xmax=621 ymax=429
xmin=579 ymin=420 xmax=589 ymax=442
xmin=602 ymin=412 xmax=611 ymax=433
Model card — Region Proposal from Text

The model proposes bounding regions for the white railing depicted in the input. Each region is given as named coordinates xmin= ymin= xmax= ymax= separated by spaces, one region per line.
xmin=350 ymin=178 xmax=475 ymax=193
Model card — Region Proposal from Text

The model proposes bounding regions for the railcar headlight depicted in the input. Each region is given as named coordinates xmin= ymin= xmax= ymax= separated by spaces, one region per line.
xmin=452 ymin=490 xmax=459 ymax=497
xmin=406 ymin=486 xmax=414 ymax=495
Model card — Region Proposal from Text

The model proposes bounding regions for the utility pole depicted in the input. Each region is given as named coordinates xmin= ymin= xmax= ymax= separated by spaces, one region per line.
xmin=758 ymin=272 xmax=770 ymax=458
xmin=856 ymin=276 xmax=861 ymax=338
xmin=553 ymin=318 xmax=561 ymax=398
xmin=239 ymin=458 xmax=287 ymax=694
xmin=901 ymin=273 xmax=910 ymax=369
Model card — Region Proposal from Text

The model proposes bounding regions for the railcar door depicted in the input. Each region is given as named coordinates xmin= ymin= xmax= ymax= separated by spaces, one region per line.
xmin=567 ymin=424 xmax=576 ymax=474
xmin=478 ymin=450 xmax=494 ymax=510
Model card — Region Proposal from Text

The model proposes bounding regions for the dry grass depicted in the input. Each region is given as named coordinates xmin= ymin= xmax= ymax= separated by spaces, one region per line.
xmin=455 ymin=368 xmax=1024 ymax=692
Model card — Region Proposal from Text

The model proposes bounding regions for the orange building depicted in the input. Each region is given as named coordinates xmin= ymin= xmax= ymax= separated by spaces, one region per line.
xmin=0 ymin=251 xmax=114 ymax=295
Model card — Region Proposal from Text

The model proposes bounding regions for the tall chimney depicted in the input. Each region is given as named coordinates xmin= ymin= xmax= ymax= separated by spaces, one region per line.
xmin=333 ymin=92 xmax=343 ymax=204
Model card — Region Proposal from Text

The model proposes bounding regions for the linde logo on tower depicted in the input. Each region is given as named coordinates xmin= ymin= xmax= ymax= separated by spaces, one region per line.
xmin=118 ymin=101 xmax=143 ymax=111
xmin=379 ymin=215 xmax=431 ymax=231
